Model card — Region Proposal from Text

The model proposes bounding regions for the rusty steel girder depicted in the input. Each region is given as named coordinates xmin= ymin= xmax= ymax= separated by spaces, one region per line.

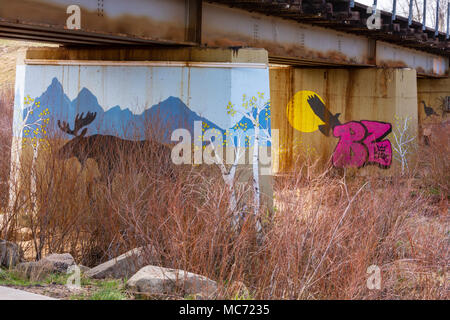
xmin=209 ymin=1 xmax=450 ymax=56
xmin=202 ymin=2 xmax=449 ymax=77
xmin=0 ymin=0 xmax=202 ymax=45
xmin=0 ymin=0 xmax=448 ymax=77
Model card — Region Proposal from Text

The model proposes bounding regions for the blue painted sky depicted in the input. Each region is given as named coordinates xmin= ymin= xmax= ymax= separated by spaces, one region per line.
xmin=19 ymin=77 xmax=271 ymax=148
xmin=21 ymin=65 xmax=270 ymax=130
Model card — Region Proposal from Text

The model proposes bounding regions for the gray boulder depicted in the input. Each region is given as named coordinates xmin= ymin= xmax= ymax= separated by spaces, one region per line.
xmin=40 ymin=253 xmax=75 ymax=273
xmin=86 ymin=246 xmax=157 ymax=279
xmin=126 ymin=266 xmax=217 ymax=298
xmin=16 ymin=253 xmax=75 ymax=280
xmin=0 ymin=240 xmax=21 ymax=268
xmin=78 ymin=265 xmax=91 ymax=273
xmin=15 ymin=261 xmax=46 ymax=280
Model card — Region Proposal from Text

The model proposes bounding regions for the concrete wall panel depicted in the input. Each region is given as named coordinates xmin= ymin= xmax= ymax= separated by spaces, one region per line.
xmin=417 ymin=78 xmax=450 ymax=131
xmin=11 ymin=47 xmax=275 ymax=209
xmin=14 ymin=63 xmax=270 ymax=143
xmin=270 ymin=67 xmax=418 ymax=173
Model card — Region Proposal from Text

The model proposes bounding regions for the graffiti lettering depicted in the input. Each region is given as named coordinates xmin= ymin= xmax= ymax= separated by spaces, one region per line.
xmin=332 ymin=120 xmax=393 ymax=169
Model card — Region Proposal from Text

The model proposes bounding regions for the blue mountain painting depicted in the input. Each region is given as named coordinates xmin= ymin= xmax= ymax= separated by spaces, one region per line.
xmin=23 ymin=78 xmax=271 ymax=146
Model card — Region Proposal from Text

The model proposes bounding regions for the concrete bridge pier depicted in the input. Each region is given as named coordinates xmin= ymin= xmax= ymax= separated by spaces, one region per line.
xmin=270 ymin=66 xmax=419 ymax=173
xmin=11 ymin=44 xmax=448 ymax=219
xmin=417 ymin=77 xmax=450 ymax=141
xmin=12 ymin=46 xmax=274 ymax=215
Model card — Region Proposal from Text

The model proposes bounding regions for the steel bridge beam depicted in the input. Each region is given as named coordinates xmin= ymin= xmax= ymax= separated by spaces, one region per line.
xmin=0 ymin=0 xmax=448 ymax=77
xmin=202 ymin=3 xmax=448 ymax=77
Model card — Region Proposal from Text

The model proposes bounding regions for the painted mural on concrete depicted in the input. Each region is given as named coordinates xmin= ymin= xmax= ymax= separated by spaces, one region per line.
xmin=286 ymin=90 xmax=341 ymax=136
xmin=332 ymin=120 xmax=392 ymax=169
xmin=14 ymin=65 xmax=271 ymax=168
xmin=12 ymin=63 xmax=273 ymax=228
xmin=22 ymin=77 xmax=229 ymax=143
xmin=421 ymin=98 xmax=450 ymax=119
xmin=286 ymin=90 xmax=393 ymax=169
xmin=421 ymin=101 xmax=439 ymax=118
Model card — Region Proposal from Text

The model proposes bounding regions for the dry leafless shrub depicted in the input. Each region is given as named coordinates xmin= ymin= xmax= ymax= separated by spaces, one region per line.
xmin=0 ymin=85 xmax=13 ymax=208
xmin=0 ymin=113 xmax=447 ymax=300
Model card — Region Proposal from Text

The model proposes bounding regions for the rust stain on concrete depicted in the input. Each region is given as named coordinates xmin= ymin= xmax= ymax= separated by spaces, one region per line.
xmin=203 ymin=31 xmax=369 ymax=66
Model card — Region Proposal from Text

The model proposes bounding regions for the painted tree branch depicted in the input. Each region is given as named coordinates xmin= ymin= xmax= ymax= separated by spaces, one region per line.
xmin=392 ymin=116 xmax=416 ymax=175
xmin=227 ymin=94 xmax=270 ymax=233
xmin=208 ymin=131 xmax=245 ymax=228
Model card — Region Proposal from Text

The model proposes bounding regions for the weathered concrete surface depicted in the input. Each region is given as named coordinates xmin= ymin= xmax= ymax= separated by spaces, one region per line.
xmin=23 ymin=46 xmax=269 ymax=64
xmin=15 ymin=46 xmax=273 ymax=212
xmin=270 ymin=67 xmax=418 ymax=173
xmin=0 ymin=286 xmax=56 ymax=300
xmin=127 ymin=266 xmax=217 ymax=298
xmin=417 ymin=77 xmax=450 ymax=133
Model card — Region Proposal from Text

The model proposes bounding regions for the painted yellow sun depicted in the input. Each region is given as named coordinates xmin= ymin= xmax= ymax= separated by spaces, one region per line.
xmin=286 ymin=90 xmax=326 ymax=133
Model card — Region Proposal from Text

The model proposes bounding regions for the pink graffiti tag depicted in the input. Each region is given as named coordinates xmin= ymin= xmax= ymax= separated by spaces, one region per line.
xmin=332 ymin=120 xmax=393 ymax=169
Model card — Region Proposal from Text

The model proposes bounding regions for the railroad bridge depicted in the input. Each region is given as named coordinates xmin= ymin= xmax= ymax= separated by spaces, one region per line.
xmin=2 ymin=1 xmax=449 ymax=202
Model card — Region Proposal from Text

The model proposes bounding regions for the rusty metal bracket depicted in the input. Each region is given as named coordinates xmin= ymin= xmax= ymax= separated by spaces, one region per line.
xmin=186 ymin=0 xmax=202 ymax=44
xmin=368 ymin=38 xmax=376 ymax=65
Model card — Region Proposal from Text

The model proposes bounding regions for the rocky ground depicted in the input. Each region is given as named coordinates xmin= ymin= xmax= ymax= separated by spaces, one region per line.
xmin=0 ymin=39 xmax=222 ymax=302
xmin=0 ymin=245 xmax=220 ymax=300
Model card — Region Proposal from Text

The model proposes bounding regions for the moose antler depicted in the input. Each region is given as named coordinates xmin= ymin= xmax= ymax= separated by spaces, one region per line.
xmin=58 ymin=112 xmax=97 ymax=136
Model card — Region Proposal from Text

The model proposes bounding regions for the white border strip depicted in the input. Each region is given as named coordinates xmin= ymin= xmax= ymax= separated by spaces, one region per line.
xmin=23 ymin=60 xmax=268 ymax=69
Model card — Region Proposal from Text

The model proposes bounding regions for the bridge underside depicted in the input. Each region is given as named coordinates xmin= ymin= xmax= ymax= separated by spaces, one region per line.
xmin=15 ymin=46 xmax=450 ymax=171
xmin=0 ymin=0 xmax=448 ymax=78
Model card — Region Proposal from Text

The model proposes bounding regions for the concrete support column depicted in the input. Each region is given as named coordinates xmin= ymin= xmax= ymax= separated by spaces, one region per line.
xmin=417 ymin=77 xmax=450 ymax=137
xmin=270 ymin=67 xmax=418 ymax=173
xmin=12 ymin=46 xmax=273 ymax=214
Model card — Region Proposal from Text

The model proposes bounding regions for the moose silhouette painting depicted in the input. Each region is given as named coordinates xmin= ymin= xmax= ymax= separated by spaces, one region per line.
xmin=57 ymin=112 xmax=174 ymax=180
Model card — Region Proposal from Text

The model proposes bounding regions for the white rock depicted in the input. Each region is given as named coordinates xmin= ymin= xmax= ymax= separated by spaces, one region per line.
xmin=127 ymin=266 xmax=217 ymax=298
xmin=78 ymin=265 xmax=91 ymax=273
xmin=85 ymin=246 xmax=157 ymax=279
xmin=40 ymin=253 xmax=75 ymax=273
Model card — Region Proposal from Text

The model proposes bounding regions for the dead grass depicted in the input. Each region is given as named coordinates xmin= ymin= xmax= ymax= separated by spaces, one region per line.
xmin=269 ymin=157 xmax=448 ymax=299
xmin=0 ymin=86 xmax=13 ymax=208
xmin=0 ymin=85 xmax=448 ymax=300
